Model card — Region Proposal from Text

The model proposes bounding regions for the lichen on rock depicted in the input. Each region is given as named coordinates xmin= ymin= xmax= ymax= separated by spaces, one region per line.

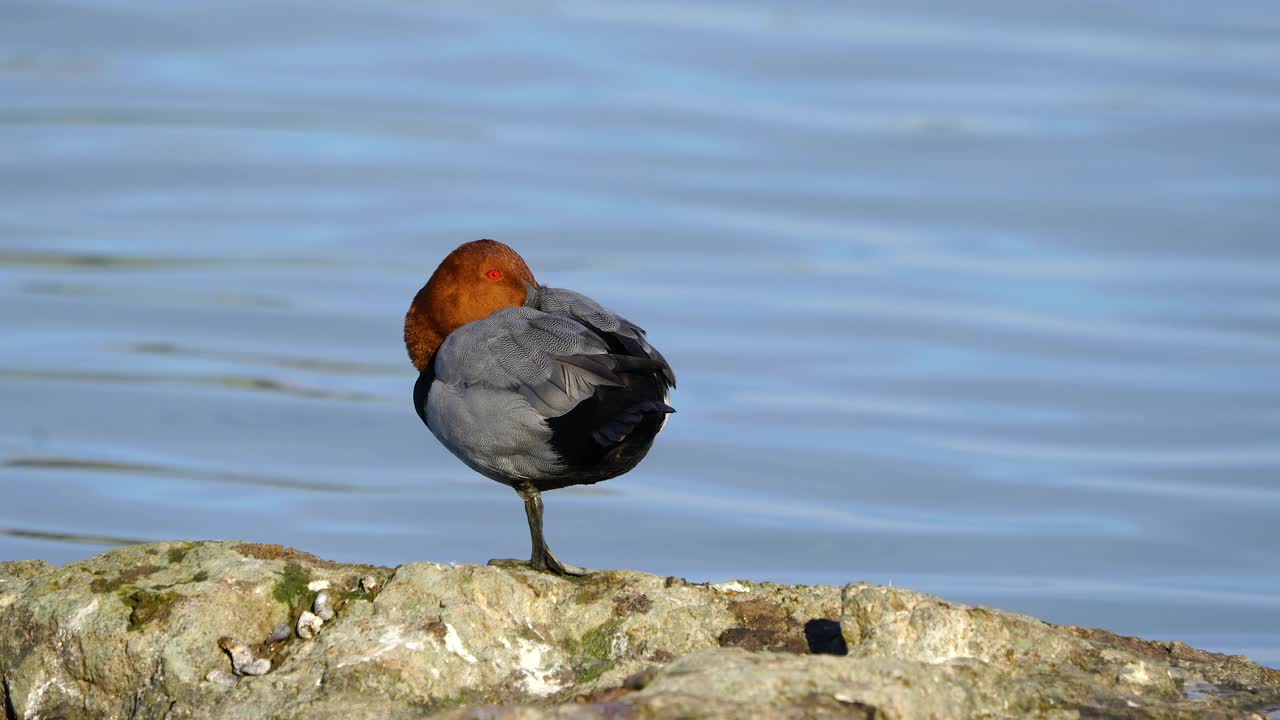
xmin=0 ymin=541 xmax=1276 ymax=720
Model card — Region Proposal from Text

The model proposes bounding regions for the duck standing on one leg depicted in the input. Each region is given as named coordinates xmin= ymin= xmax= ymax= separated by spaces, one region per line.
xmin=404 ymin=240 xmax=676 ymax=575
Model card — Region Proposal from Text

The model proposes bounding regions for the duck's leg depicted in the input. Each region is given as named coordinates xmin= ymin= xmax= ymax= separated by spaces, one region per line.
xmin=519 ymin=484 xmax=589 ymax=576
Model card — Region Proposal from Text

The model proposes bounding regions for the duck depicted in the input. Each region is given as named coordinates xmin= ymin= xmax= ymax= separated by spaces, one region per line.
xmin=404 ymin=240 xmax=675 ymax=575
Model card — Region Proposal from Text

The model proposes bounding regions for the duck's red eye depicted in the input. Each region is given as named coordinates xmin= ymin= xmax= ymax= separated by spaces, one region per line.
xmin=486 ymin=269 xmax=502 ymax=280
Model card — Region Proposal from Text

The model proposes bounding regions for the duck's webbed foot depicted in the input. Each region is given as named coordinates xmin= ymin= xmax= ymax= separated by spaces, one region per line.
xmin=486 ymin=484 xmax=592 ymax=576
xmin=529 ymin=546 xmax=589 ymax=576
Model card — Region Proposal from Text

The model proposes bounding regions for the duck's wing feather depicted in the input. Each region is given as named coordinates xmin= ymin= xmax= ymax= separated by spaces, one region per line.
xmin=422 ymin=306 xmax=618 ymax=483
xmin=535 ymin=287 xmax=676 ymax=388
xmin=432 ymin=306 xmax=620 ymax=419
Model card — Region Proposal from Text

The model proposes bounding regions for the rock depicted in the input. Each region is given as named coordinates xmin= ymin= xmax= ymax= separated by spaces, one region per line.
xmin=0 ymin=542 xmax=1276 ymax=719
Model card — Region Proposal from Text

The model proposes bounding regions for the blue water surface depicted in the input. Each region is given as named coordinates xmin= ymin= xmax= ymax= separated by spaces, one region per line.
xmin=1 ymin=0 xmax=1278 ymax=667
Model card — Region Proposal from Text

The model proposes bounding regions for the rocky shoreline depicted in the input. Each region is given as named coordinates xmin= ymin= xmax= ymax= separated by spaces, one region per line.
xmin=1 ymin=541 xmax=1276 ymax=719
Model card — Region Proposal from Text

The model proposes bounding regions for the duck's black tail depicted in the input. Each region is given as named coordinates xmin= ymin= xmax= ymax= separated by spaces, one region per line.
xmin=543 ymin=354 xmax=674 ymax=490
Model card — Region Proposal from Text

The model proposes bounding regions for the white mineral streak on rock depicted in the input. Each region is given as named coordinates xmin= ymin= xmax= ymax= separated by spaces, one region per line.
xmin=307 ymin=580 xmax=330 ymax=591
xmin=26 ymin=677 xmax=51 ymax=720
xmin=444 ymin=623 xmax=478 ymax=664
xmin=335 ymin=625 xmax=426 ymax=669
xmin=1120 ymin=660 xmax=1156 ymax=686
xmin=25 ymin=672 xmax=83 ymax=720
xmin=69 ymin=597 xmax=99 ymax=631
xmin=514 ymin=638 xmax=564 ymax=696
xmin=297 ymin=611 xmax=323 ymax=639
xmin=713 ymin=581 xmax=750 ymax=593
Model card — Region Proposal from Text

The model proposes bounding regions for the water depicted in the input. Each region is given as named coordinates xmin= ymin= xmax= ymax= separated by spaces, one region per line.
xmin=2 ymin=0 xmax=1278 ymax=668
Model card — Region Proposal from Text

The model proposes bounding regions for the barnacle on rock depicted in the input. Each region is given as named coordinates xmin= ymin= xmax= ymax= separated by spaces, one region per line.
xmin=265 ymin=622 xmax=291 ymax=644
xmin=313 ymin=590 xmax=335 ymax=621
xmin=218 ymin=637 xmax=272 ymax=676
xmin=205 ymin=670 xmax=237 ymax=688
xmin=297 ymin=610 xmax=323 ymax=639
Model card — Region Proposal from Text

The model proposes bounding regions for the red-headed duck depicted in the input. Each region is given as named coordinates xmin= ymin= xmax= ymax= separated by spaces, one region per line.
xmin=405 ymin=240 xmax=675 ymax=575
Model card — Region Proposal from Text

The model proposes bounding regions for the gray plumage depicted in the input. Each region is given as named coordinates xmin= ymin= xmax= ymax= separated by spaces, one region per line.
xmin=423 ymin=287 xmax=673 ymax=487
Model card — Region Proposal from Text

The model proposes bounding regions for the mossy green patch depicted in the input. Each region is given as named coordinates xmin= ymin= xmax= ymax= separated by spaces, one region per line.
xmin=121 ymin=588 xmax=178 ymax=631
xmin=89 ymin=564 xmax=162 ymax=593
xmin=571 ymin=619 xmax=625 ymax=683
xmin=167 ymin=542 xmax=196 ymax=564
xmin=342 ymin=587 xmax=374 ymax=603
xmin=572 ymin=579 xmax=610 ymax=606
xmin=272 ymin=562 xmax=315 ymax=617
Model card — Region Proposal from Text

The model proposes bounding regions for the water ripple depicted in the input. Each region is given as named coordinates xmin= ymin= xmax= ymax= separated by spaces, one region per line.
xmin=3 ymin=456 xmax=375 ymax=493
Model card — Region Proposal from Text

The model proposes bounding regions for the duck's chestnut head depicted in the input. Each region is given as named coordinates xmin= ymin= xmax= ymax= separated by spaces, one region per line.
xmin=404 ymin=239 xmax=538 ymax=370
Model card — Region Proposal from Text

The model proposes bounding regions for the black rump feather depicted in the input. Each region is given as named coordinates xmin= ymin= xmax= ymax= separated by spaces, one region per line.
xmin=543 ymin=329 xmax=674 ymax=490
